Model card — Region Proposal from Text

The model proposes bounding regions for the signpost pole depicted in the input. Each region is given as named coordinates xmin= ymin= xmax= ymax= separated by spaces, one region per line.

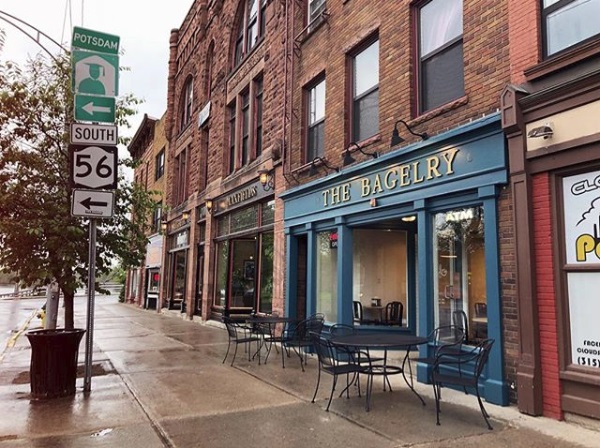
xmin=83 ymin=219 xmax=97 ymax=392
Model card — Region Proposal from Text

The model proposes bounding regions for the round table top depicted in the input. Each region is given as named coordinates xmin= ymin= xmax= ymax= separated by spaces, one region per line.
xmin=330 ymin=333 xmax=428 ymax=348
xmin=246 ymin=315 xmax=297 ymax=324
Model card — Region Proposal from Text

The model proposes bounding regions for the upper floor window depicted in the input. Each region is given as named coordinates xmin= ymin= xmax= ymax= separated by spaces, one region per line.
xmin=152 ymin=202 xmax=163 ymax=234
xmin=308 ymin=0 xmax=327 ymax=28
xmin=233 ymin=0 xmax=267 ymax=68
xmin=179 ymin=78 xmax=194 ymax=131
xmin=418 ymin=0 xmax=464 ymax=113
xmin=351 ymin=39 xmax=379 ymax=142
xmin=306 ymin=77 xmax=326 ymax=161
xmin=155 ymin=148 xmax=165 ymax=180
xmin=228 ymin=75 xmax=264 ymax=174
xmin=174 ymin=148 xmax=189 ymax=205
xmin=543 ymin=0 xmax=600 ymax=57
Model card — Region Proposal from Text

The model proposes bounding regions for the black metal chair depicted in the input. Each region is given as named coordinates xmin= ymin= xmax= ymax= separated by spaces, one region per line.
xmin=432 ymin=338 xmax=495 ymax=430
xmin=452 ymin=309 xmax=469 ymax=344
xmin=282 ymin=314 xmax=325 ymax=371
xmin=384 ymin=301 xmax=403 ymax=326
xmin=473 ymin=302 xmax=488 ymax=340
xmin=329 ymin=323 xmax=390 ymax=393
xmin=222 ymin=316 xmax=262 ymax=366
xmin=352 ymin=301 xmax=363 ymax=324
xmin=310 ymin=333 xmax=366 ymax=411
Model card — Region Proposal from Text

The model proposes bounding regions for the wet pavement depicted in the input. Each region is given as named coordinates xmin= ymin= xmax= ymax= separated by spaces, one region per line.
xmin=1 ymin=295 xmax=599 ymax=447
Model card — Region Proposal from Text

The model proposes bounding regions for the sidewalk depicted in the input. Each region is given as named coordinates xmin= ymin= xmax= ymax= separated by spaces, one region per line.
xmin=1 ymin=297 xmax=599 ymax=447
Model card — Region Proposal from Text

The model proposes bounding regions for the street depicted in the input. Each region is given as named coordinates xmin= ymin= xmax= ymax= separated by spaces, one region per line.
xmin=0 ymin=296 xmax=599 ymax=447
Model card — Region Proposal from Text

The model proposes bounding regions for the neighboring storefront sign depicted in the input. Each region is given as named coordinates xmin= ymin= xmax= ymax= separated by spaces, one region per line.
xmin=563 ymin=170 xmax=600 ymax=368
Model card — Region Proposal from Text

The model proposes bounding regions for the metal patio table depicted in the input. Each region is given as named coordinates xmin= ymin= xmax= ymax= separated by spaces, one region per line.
xmin=246 ymin=315 xmax=298 ymax=363
xmin=330 ymin=332 xmax=428 ymax=411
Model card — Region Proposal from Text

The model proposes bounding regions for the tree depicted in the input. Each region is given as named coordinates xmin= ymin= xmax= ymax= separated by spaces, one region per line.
xmin=0 ymin=52 xmax=156 ymax=328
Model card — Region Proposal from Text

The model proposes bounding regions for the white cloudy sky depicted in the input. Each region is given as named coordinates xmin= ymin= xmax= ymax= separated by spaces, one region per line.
xmin=0 ymin=0 xmax=192 ymax=142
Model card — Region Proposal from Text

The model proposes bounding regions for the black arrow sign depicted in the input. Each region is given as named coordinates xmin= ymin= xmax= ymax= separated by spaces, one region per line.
xmin=80 ymin=197 xmax=108 ymax=210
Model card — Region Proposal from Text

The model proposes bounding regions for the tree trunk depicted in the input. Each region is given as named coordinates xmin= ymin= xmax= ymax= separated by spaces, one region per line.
xmin=63 ymin=289 xmax=74 ymax=329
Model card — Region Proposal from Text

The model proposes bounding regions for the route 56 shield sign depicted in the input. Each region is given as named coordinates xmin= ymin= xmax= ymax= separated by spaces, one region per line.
xmin=69 ymin=144 xmax=118 ymax=190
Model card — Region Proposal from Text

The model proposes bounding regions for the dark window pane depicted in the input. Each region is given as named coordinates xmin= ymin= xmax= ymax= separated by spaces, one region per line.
xmin=308 ymin=120 xmax=324 ymax=160
xmin=353 ymin=88 xmax=379 ymax=142
xmin=421 ymin=41 xmax=464 ymax=112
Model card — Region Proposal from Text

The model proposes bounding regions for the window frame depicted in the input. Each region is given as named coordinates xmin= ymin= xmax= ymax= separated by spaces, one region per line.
xmin=232 ymin=0 xmax=268 ymax=69
xmin=227 ymin=74 xmax=264 ymax=175
xmin=350 ymin=37 xmax=380 ymax=143
xmin=416 ymin=0 xmax=464 ymax=114
xmin=179 ymin=77 xmax=194 ymax=132
xmin=307 ymin=0 xmax=327 ymax=30
xmin=155 ymin=148 xmax=165 ymax=181
xmin=541 ymin=0 xmax=600 ymax=58
xmin=305 ymin=76 xmax=326 ymax=162
xmin=174 ymin=148 xmax=189 ymax=205
xmin=152 ymin=202 xmax=163 ymax=234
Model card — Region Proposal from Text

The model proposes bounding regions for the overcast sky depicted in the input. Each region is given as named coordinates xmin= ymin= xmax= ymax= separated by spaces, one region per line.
xmin=0 ymin=0 xmax=192 ymax=143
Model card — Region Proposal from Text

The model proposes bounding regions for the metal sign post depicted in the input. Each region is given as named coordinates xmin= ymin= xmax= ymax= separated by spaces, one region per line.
xmin=83 ymin=219 xmax=96 ymax=392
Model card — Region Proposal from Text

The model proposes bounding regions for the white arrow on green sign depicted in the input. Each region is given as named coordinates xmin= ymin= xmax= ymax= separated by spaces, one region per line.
xmin=72 ymin=26 xmax=119 ymax=55
xmin=75 ymin=95 xmax=116 ymax=123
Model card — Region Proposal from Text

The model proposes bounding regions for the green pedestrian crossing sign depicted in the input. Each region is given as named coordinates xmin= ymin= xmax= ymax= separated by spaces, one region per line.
xmin=75 ymin=95 xmax=116 ymax=123
xmin=72 ymin=50 xmax=119 ymax=97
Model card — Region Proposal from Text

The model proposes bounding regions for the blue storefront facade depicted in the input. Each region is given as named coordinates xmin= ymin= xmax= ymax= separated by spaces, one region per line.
xmin=280 ymin=114 xmax=510 ymax=405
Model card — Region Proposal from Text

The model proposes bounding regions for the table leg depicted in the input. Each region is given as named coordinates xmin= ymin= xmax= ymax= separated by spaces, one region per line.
xmin=401 ymin=346 xmax=426 ymax=406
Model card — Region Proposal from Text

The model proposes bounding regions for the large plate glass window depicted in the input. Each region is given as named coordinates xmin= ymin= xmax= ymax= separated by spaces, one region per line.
xmin=418 ymin=0 xmax=463 ymax=113
xmin=353 ymin=229 xmax=408 ymax=326
xmin=316 ymin=230 xmax=338 ymax=322
xmin=433 ymin=206 xmax=487 ymax=344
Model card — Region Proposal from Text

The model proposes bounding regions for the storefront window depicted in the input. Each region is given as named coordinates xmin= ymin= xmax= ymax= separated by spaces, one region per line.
xmin=262 ymin=200 xmax=275 ymax=225
xmin=231 ymin=205 xmax=258 ymax=233
xmin=433 ymin=206 xmax=487 ymax=344
xmin=353 ymin=229 xmax=408 ymax=326
xmin=316 ymin=231 xmax=338 ymax=322
xmin=172 ymin=251 xmax=187 ymax=308
xmin=259 ymin=232 xmax=274 ymax=313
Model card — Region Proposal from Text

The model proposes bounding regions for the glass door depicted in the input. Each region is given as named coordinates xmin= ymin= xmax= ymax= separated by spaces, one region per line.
xmin=229 ymin=238 xmax=257 ymax=309
xmin=195 ymin=247 xmax=204 ymax=316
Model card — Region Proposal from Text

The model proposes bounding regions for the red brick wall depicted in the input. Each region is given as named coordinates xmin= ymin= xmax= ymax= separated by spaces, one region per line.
xmin=507 ymin=0 xmax=540 ymax=84
xmin=532 ymin=173 xmax=562 ymax=419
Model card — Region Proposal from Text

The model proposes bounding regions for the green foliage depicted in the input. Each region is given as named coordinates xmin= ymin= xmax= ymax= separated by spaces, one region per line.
xmin=0 ymin=53 xmax=157 ymax=328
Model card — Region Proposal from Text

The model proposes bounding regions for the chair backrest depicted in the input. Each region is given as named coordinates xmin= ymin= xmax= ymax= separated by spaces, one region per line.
xmin=473 ymin=338 xmax=495 ymax=377
xmin=352 ymin=301 xmax=363 ymax=323
xmin=222 ymin=316 xmax=239 ymax=339
xmin=293 ymin=314 xmax=325 ymax=341
xmin=329 ymin=323 xmax=355 ymax=337
xmin=385 ymin=301 xmax=403 ymax=326
xmin=474 ymin=302 xmax=487 ymax=317
xmin=311 ymin=334 xmax=337 ymax=369
xmin=452 ymin=310 xmax=469 ymax=342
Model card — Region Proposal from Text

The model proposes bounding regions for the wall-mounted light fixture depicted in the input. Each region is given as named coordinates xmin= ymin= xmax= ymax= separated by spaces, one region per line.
xmin=182 ymin=211 xmax=190 ymax=221
xmin=160 ymin=220 xmax=168 ymax=233
xmin=258 ymin=168 xmax=274 ymax=191
xmin=527 ymin=123 xmax=553 ymax=139
xmin=205 ymin=198 xmax=213 ymax=214
xmin=342 ymin=142 xmax=378 ymax=167
xmin=309 ymin=157 xmax=340 ymax=176
xmin=401 ymin=215 xmax=417 ymax=222
xmin=390 ymin=119 xmax=429 ymax=148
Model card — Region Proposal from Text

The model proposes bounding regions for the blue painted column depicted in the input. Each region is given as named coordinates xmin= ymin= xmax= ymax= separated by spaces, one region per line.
xmin=481 ymin=186 xmax=509 ymax=405
xmin=284 ymin=228 xmax=298 ymax=318
xmin=336 ymin=218 xmax=353 ymax=325
xmin=305 ymin=223 xmax=316 ymax=317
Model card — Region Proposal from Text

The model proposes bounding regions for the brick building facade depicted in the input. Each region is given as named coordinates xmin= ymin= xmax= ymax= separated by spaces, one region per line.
xmin=159 ymin=0 xmax=529 ymax=408
xmin=501 ymin=0 xmax=600 ymax=421
xmin=126 ymin=113 xmax=168 ymax=310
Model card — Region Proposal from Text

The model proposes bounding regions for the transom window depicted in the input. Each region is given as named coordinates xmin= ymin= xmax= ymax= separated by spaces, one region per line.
xmin=227 ymin=75 xmax=264 ymax=174
xmin=542 ymin=0 xmax=600 ymax=57
xmin=233 ymin=0 xmax=267 ymax=68
xmin=179 ymin=77 xmax=194 ymax=131
xmin=351 ymin=39 xmax=379 ymax=142
xmin=418 ymin=0 xmax=464 ymax=113
xmin=306 ymin=77 xmax=326 ymax=162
